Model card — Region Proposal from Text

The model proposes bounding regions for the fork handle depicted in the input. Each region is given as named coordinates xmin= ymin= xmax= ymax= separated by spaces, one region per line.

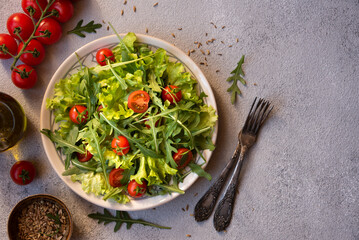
xmin=213 ymin=146 xmax=247 ymax=231
xmin=194 ymin=143 xmax=241 ymax=222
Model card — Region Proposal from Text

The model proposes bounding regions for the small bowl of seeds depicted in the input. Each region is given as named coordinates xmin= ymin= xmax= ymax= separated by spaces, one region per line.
xmin=8 ymin=194 xmax=73 ymax=240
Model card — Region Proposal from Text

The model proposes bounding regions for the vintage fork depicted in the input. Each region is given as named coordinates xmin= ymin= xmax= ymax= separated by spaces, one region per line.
xmin=212 ymin=97 xmax=273 ymax=231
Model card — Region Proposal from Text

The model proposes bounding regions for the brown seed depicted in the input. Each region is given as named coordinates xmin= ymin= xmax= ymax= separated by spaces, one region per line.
xmin=194 ymin=41 xmax=198 ymax=44
xmin=200 ymin=49 xmax=205 ymax=55
xmin=107 ymin=26 xmax=109 ymax=31
xmin=186 ymin=204 xmax=189 ymax=211
xmin=121 ymin=9 xmax=124 ymax=15
xmin=102 ymin=20 xmax=105 ymax=24
xmin=186 ymin=234 xmax=192 ymax=237
xmin=124 ymin=0 xmax=127 ymax=4
xmin=254 ymin=83 xmax=257 ymax=86
xmin=218 ymin=53 xmax=222 ymax=56
xmin=182 ymin=208 xmax=185 ymax=212
xmin=171 ymin=33 xmax=175 ymax=38
xmin=197 ymin=43 xmax=201 ymax=48
xmin=187 ymin=50 xmax=190 ymax=56
xmin=145 ymin=28 xmax=148 ymax=33
xmin=221 ymin=40 xmax=225 ymax=44
xmin=204 ymin=57 xmax=207 ymax=61
xmin=228 ymin=45 xmax=232 ymax=48
xmin=190 ymin=213 xmax=194 ymax=216
xmin=222 ymin=26 xmax=226 ymax=29
xmin=190 ymin=49 xmax=195 ymax=53
xmin=178 ymin=27 xmax=182 ymax=30
xmin=236 ymin=38 xmax=239 ymax=43
xmin=133 ymin=6 xmax=136 ymax=12
xmin=200 ymin=62 xmax=205 ymax=65
xmin=207 ymin=50 xmax=210 ymax=55
xmin=216 ymin=70 xmax=220 ymax=73
xmin=194 ymin=193 xmax=198 ymax=196
xmin=205 ymin=62 xmax=208 ymax=66
xmin=153 ymin=2 xmax=158 ymax=7
xmin=205 ymin=33 xmax=208 ymax=36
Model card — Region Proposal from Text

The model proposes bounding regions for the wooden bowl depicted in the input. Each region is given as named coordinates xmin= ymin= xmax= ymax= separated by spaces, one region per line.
xmin=8 ymin=194 xmax=73 ymax=240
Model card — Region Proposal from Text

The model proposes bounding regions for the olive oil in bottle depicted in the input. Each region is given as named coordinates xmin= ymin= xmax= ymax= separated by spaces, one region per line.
xmin=0 ymin=92 xmax=27 ymax=152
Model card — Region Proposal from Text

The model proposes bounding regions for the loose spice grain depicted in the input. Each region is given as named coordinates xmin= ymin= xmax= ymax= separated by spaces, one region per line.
xmin=133 ymin=6 xmax=136 ymax=12
xmin=171 ymin=33 xmax=175 ymax=38
xmin=153 ymin=2 xmax=158 ymax=7
xmin=121 ymin=9 xmax=124 ymax=15
xmin=124 ymin=0 xmax=127 ymax=4
xmin=145 ymin=27 xmax=148 ymax=33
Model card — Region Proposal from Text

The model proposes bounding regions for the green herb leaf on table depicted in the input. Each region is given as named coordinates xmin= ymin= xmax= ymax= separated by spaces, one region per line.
xmin=88 ymin=209 xmax=171 ymax=231
xmin=67 ymin=20 xmax=102 ymax=38
xmin=227 ymin=55 xmax=246 ymax=104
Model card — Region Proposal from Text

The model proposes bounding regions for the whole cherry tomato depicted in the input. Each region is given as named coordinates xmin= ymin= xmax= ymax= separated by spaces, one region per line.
xmin=11 ymin=64 xmax=37 ymax=89
xmin=95 ymin=48 xmax=115 ymax=66
xmin=161 ymin=85 xmax=182 ymax=104
xmin=0 ymin=34 xmax=18 ymax=59
xmin=48 ymin=0 xmax=74 ymax=23
xmin=69 ymin=105 xmax=88 ymax=124
xmin=21 ymin=0 xmax=48 ymax=19
xmin=111 ymin=136 xmax=130 ymax=156
xmin=7 ymin=13 xmax=34 ymax=41
xmin=173 ymin=148 xmax=193 ymax=169
xmin=127 ymin=179 xmax=147 ymax=198
xmin=109 ymin=168 xmax=125 ymax=188
xmin=35 ymin=18 xmax=62 ymax=45
xmin=76 ymin=150 xmax=93 ymax=162
xmin=127 ymin=90 xmax=150 ymax=113
xmin=10 ymin=161 xmax=36 ymax=185
xmin=18 ymin=39 xmax=45 ymax=66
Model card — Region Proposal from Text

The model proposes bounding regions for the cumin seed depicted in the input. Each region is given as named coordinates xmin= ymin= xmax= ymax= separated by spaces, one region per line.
xmin=205 ymin=33 xmax=208 ymax=36
xmin=186 ymin=204 xmax=189 ymax=211
xmin=186 ymin=234 xmax=192 ymax=237
xmin=178 ymin=27 xmax=182 ymax=30
xmin=236 ymin=38 xmax=239 ymax=42
xmin=229 ymin=45 xmax=233 ymax=48
xmin=222 ymin=26 xmax=226 ymax=29
xmin=124 ymin=0 xmax=127 ymax=4
xmin=145 ymin=27 xmax=148 ymax=33
xmin=182 ymin=208 xmax=185 ymax=212
xmin=171 ymin=33 xmax=175 ymax=38
xmin=221 ymin=40 xmax=225 ymax=44
xmin=200 ymin=62 xmax=205 ymax=65
xmin=194 ymin=41 xmax=198 ymax=44
xmin=153 ymin=2 xmax=158 ymax=7
xmin=200 ymin=49 xmax=205 ymax=55
xmin=190 ymin=49 xmax=195 ymax=53
xmin=216 ymin=70 xmax=220 ymax=73
xmin=197 ymin=43 xmax=201 ymax=48
xmin=107 ymin=26 xmax=109 ymax=31
xmin=187 ymin=50 xmax=190 ymax=56
xmin=218 ymin=53 xmax=222 ymax=56
xmin=133 ymin=6 xmax=136 ymax=12
xmin=254 ymin=83 xmax=257 ymax=86
xmin=194 ymin=193 xmax=198 ymax=197
xmin=207 ymin=50 xmax=210 ymax=55
xmin=190 ymin=213 xmax=194 ymax=216
xmin=121 ymin=9 xmax=124 ymax=15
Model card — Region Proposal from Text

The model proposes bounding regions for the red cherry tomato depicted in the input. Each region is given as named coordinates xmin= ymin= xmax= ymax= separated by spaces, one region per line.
xmin=21 ymin=0 xmax=48 ymax=19
xmin=48 ymin=0 xmax=74 ymax=23
xmin=7 ymin=13 xmax=34 ymax=41
xmin=0 ymin=34 xmax=18 ymax=59
xmin=18 ymin=39 xmax=45 ymax=66
xmin=128 ymin=90 xmax=150 ymax=113
xmin=127 ymin=179 xmax=147 ymax=198
xmin=76 ymin=150 xmax=93 ymax=162
xmin=35 ymin=18 xmax=62 ymax=45
xmin=173 ymin=148 xmax=193 ymax=169
xmin=10 ymin=161 xmax=36 ymax=185
xmin=11 ymin=64 xmax=37 ymax=89
xmin=111 ymin=136 xmax=130 ymax=155
xmin=161 ymin=85 xmax=182 ymax=104
xmin=69 ymin=105 xmax=88 ymax=124
xmin=96 ymin=48 xmax=115 ymax=66
xmin=109 ymin=168 xmax=125 ymax=188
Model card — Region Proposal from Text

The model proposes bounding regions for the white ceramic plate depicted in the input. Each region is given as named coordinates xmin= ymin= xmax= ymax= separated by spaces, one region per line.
xmin=40 ymin=34 xmax=218 ymax=211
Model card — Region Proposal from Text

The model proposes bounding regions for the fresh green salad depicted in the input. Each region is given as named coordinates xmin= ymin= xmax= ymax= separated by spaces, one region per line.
xmin=41 ymin=32 xmax=217 ymax=204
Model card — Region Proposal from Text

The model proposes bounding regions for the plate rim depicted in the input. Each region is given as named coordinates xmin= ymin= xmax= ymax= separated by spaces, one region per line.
xmin=40 ymin=33 xmax=218 ymax=211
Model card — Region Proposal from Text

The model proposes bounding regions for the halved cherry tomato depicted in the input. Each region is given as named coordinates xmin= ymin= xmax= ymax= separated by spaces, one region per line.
xmin=109 ymin=168 xmax=125 ymax=188
xmin=47 ymin=0 xmax=74 ymax=23
xmin=128 ymin=90 xmax=150 ymax=113
xmin=0 ymin=34 xmax=18 ymax=59
xmin=69 ymin=105 xmax=88 ymax=124
xmin=111 ymin=136 xmax=130 ymax=155
xmin=173 ymin=148 xmax=193 ymax=169
xmin=11 ymin=64 xmax=37 ymax=89
xmin=127 ymin=179 xmax=147 ymax=198
xmin=96 ymin=48 xmax=115 ymax=66
xmin=21 ymin=0 xmax=48 ymax=19
xmin=18 ymin=39 xmax=45 ymax=66
xmin=76 ymin=150 xmax=93 ymax=162
xmin=10 ymin=161 xmax=36 ymax=185
xmin=7 ymin=13 xmax=34 ymax=41
xmin=161 ymin=85 xmax=182 ymax=104
xmin=35 ymin=18 xmax=62 ymax=45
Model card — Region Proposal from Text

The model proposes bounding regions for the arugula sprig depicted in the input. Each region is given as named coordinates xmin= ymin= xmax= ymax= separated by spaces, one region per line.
xmin=67 ymin=20 xmax=102 ymax=38
xmin=227 ymin=55 xmax=247 ymax=104
xmin=88 ymin=209 xmax=171 ymax=231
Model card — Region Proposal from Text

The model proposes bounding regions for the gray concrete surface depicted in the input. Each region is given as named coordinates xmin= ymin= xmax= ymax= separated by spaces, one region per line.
xmin=0 ymin=0 xmax=358 ymax=239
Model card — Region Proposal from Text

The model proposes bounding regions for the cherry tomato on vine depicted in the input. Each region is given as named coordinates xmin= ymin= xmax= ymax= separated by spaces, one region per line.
xmin=161 ymin=85 xmax=182 ymax=104
xmin=0 ymin=34 xmax=18 ymax=59
xmin=21 ymin=0 xmax=48 ymax=19
xmin=109 ymin=168 xmax=126 ymax=188
xmin=69 ymin=105 xmax=88 ymax=124
xmin=128 ymin=90 xmax=150 ymax=113
xmin=10 ymin=161 xmax=36 ymax=185
xmin=127 ymin=180 xmax=147 ymax=198
xmin=11 ymin=64 xmax=37 ymax=89
xmin=173 ymin=148 xmax=193 ymax=169
xmin=111 ymin=136 xmax=130 ymax=155
xmin=76 ymin=150 xmax=93 ymax=162
xmin=95 ymin=48 xmax=115 ymax=66
xmin=48 ymin=0 xmax=74 ymax=23
xmin=35 ymin=18 xmax=62 ymax=45
xmin=18 ymin=39 xmax=45 ymax=66
xmin=7 ymin=13 xmax=34 ymax=41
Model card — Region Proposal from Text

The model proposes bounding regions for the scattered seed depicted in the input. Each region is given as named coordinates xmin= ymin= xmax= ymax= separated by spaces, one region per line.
xmin=254 ymin=83 xmax=257 ymax=86
xmin=190 ymin=213 xmax=194 ymax=216
xmin=133 ymin=6 xmax=136 ymax=12
xmin=107 ymin=26 xmax=109 ymax=31
xmin=205 ymin=41 xmax=209 ymax=45
xmin=218 ymin=53 xmax=222 ymax=56
xmin=124 ymin=0 xmax=127 ymax=4
xmin=102 ymin=20 xmax=106 ymax=24
xmin=187 ymin=50 xmax=190 ymax=56
xmin=236 ymin=38 xmax=239 ymax=43
xmin=194 ymin=41 xmax=198 ymax=44
xmin=204 ymin=57 xmax=207 ymax=61
xmin=178 ymin=27 xmax=182 ymax=30
xmin=182 ymin=208 xmax=185 ymax=212
xmin=186 ymin=234 xmax=192 ymax=237
xmin=153 ymin=2 xmax=158 ymax=7
xmin=222 ymin=26 xmax=226 ymax=29
xmin=200 ymin=49 xmax=205 ymax=55
xmin=200 ymin=62 xmax=205 ymax=65
xmin=197 ymin=43 xmax=202 ymax=48
xmin=194 ymin=193 xmax=198 ymax=197
xmin=216 ymin=70 xmax=220 ymax=73
xmin=205 ymin=62 xmax=208 ymax=66
xmin=186 ymin=204 xmax=189 ymax=211
xmin=190 ymin=49 xmax=195 ymax=53
xmin=228 ymin=45 xmax=233 ymax=48
xmin=205 ymin=33 xmax=208 ymax=36
xmin=145 ymin=28 xmax=148 ymax=33
xmin=152 ymin=208 xmax=156 ymax=210
xmin=171 ymin=33 xmax=175 ymax=38
xmin=207 ymin=50 xmax=210 ymax=55
xmin=121 ymin=9 xmax=124 ymax=15
xmin=221 ymin=40 xmax=225 ymax=44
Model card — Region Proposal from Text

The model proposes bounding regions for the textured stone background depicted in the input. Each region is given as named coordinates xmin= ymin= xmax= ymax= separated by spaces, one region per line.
xmin=0 ymin=0 xmax=358 ymax=239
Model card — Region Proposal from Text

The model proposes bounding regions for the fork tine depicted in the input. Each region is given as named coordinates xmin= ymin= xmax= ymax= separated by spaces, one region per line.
xmin=249 ymin=98 xmax=265 ymax=133
xmin=253 ymin=100 xmax=271 ymax=134
xmin=243 ymin=97 xmax=258 ymax=131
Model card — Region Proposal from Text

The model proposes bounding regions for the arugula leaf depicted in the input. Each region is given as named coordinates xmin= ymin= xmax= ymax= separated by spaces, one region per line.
xmin=188 ymin=162 xmax=212 ymax=181
xmin=226 ymin=55 xmax=246 ymax=104
xmin=88 ymin=209 xmax=171 ymax=231
xmin=67 ymin=20 xmax=102 ymax=38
